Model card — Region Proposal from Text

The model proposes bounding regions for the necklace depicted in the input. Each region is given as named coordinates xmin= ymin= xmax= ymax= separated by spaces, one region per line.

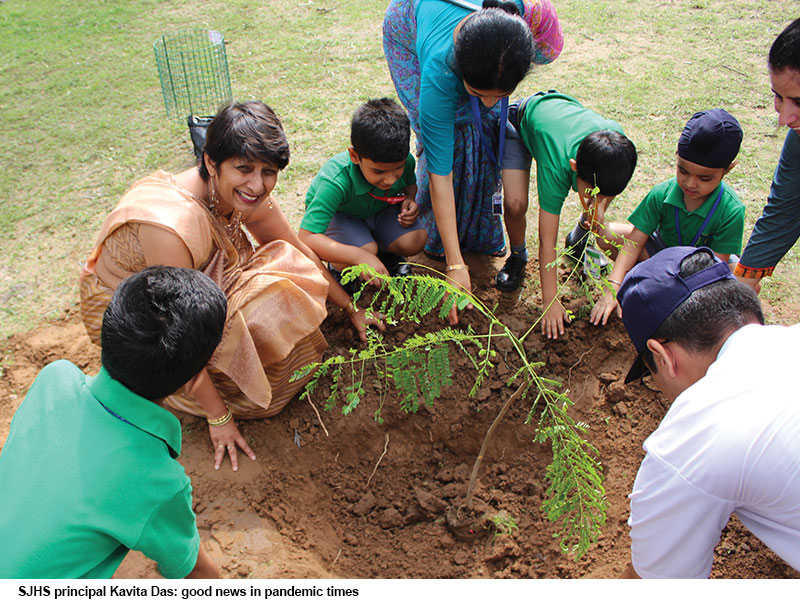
xmin=208 ymin=178 xmax=244 ymax=239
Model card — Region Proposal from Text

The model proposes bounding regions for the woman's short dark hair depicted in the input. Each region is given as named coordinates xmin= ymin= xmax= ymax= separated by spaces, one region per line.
xmin=453 ymin=1 xmax=534 ymax=92
xmin=641 ymin=250 xmax=764 ymax=373
xmin=101 ymin=266 xmax=227 ymax=401
xmin=575 ymin=130 xmax=638 ymax=197
xmin=198 ymin=101 xmax=290 ymax=180
xmin=350 ymin=98 xmax=410 ymax=163
xmin=769 ymin=18 xmax=800 ymax=73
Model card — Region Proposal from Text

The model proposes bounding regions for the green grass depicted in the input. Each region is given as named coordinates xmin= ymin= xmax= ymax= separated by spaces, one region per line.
xmin=0 ymin=0 xmax=796 ymax=336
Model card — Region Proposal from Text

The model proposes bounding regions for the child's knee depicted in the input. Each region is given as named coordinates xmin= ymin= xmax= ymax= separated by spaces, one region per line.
xmin=361 ymin=241 xmax=379 ymax=255
xmin=504 ymin=194 xmax=528 ymax=217
xmin=603 ymin=221 xmax=631 ymax=237
xmin=388 ymin=228 xmax=427 ymax=255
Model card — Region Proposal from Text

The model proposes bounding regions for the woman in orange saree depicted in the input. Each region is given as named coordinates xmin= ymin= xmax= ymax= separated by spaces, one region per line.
xmin=81 ymin=101 xmax=378 ymax=471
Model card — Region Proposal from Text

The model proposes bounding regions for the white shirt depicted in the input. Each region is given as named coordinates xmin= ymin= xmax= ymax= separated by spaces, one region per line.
xmin=629 ymin=323 xmax=800 ymax=578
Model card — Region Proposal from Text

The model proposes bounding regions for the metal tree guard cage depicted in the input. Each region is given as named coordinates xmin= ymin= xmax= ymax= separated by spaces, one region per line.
xmin=153 ymin=29 xmax=232 ymax=120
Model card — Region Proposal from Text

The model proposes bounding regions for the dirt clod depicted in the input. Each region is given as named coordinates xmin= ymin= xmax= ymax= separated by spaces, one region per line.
xmin=413 ymin=486 xmax=447 ymax=515
xmin=377 ymin=507 xmax=404 ymax=529
xmin=612 ymin=402 xmax=629 ymax=417
xmin=352 ymin=492 xmax=376 ymax=517
xmin=597 ymin=372 xmax=617 ymax=385
xmin=604 ymin=380 xmax=627 ymax=404
xmin=435 ymin=467 xmax=455 ymax=483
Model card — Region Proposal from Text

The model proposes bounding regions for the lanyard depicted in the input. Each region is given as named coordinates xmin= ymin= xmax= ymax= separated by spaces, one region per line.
xmin=470 ymin=95 xmax=508 ymax=169
xmin=675 ymin=185 xmax=724 ymax=247
xmin=368 ymin=192 xmax=406 ymax=204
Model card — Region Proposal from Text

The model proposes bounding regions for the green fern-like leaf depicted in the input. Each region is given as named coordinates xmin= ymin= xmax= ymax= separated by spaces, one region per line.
xmin=290 ymin=362 xmax=318 ymax=382
xmin=342 ymin=382 xmax=364 ymax=415
xmin=325 ymin=361 xmax=345 ymax=412
xmin=438 ymin=294 xmax=457 ymax=319
xmin=427 ymin=346 xmax=452 ymax=390
xmin=391 ymin=362 xmax=420 ymax=413
xmin=421 ymin=284 xmax=448 ymax=316
xmin=536 ymin=396 xmax=606 ymax=558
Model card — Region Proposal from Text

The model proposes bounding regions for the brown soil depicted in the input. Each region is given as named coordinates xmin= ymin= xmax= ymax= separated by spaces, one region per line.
xmin=1 ymin=256 xmax=797 ymax=579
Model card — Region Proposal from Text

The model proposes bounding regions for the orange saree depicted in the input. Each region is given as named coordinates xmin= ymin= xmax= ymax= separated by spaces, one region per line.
xmin=80 ymin=171 xmax=329 ymax=418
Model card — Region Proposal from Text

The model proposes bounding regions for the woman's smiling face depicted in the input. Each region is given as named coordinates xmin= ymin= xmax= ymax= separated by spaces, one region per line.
xmin=207 ymin=156 xmax=279 ymax=215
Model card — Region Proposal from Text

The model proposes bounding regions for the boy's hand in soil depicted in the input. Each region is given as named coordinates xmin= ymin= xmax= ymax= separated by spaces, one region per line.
xmin=398 ymin=197 xmax=420 ymax=227
xmin=590 ymin=290 xmax=622 ymax=325
xmin=359 ymin=253 xmax=390 ymax=287
xmin=541 ymin=301 xmax=570 ymax=339
xmin=347 ymin=303 xmax=386 ymax=343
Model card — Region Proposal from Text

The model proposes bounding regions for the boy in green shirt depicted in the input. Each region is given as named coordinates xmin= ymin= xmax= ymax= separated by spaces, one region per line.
xmin=497 ymin=91 xmax=638 ymax=339
xmin=299 ymin=98 xmax=427 ymax=288
xmin=0 ymin=266 xmax=225 ymax=578
xmin=590 ymin=108 xmax=745 ymax=327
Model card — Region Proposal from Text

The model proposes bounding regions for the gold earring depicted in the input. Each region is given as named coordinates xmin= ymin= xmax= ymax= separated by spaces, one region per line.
xmin=268 ymin=196 xmax=273 ymax=209
xmin=208 ymin=178 xmax=219 ymax=213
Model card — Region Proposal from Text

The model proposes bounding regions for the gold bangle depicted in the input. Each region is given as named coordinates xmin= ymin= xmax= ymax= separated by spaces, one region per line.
xmin=445 ymin=264 xmax=469 ymax=272
xmin=343 ymin=302 xmax=358 ymax=315
xmin=207 ymin=407 xmax=233 ymax=427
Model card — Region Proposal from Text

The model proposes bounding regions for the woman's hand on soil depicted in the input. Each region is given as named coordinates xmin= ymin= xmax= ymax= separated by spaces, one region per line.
xmin=348 ymin=304 xmax=385 ymax=343
xmin=445 ymin=267 xmax=472 ymax=325
xmin=589 ymin=292 xmax=621 ymax=326
xmin=541 ymin=301 xmax=569 ymax=339
xmin=209 ymin=419 xmax=256 ymax=472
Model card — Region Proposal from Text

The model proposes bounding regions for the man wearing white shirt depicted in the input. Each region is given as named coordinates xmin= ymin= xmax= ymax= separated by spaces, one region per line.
xmin=616 ymin=245 xmax=800 ymax=578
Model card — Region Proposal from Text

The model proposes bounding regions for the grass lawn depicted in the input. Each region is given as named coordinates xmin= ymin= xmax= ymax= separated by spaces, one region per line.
xmin=0 ymin=0 xmax=795 ymax=337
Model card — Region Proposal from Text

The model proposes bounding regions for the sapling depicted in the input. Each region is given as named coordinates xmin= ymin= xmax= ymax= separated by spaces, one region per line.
xmin=293 ymin=261 xmax=608 ymax=558
xmin=561 ymin=183 xmax=627 ymax=315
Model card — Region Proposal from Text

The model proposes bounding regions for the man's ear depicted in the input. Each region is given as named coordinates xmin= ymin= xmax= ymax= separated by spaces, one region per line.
xmin=348 ymin=146 xmax=361 ymax=165
xmin=569 ymin=158 xmax=577 ymax=172
xmin=646 ymin=339 xmax=679 ymax=378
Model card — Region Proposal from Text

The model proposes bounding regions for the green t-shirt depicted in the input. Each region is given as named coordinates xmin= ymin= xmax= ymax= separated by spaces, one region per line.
xmin=0 ymin=361 xmax=200 ymax=578
xmin=629 ymin=177 xmax=745 ymax=255
xmin=301 ymin=152 xmax=416 ymax=234
xmin=516 ymin=92 xmax=625 ymax=215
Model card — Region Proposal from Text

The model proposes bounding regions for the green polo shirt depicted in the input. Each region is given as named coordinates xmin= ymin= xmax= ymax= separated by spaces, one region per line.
xmin=0 ymin=361 xmax=199 ymax=578
xmin=629 ymin=177 xmax=745 ymax=255
xmin=300 ymin=151 xmax=416 ymax=234
xmin=516 ymin=92 xmax=625 ymax=215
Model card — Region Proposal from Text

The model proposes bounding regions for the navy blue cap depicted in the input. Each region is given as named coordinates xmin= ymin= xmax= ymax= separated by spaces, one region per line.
xmin=677 ymin=109 xmax=743 ymax=169
xmin=618 ymin=246 xmax=734 ymax=383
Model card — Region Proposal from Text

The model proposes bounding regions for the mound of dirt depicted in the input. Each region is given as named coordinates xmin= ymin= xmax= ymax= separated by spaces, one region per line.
xmin=0 ymin=257 xmax=796 ymax=579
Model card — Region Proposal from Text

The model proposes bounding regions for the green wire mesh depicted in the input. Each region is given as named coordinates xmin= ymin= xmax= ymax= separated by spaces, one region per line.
xmin=153 ymin=30 xmax=232 ymax=121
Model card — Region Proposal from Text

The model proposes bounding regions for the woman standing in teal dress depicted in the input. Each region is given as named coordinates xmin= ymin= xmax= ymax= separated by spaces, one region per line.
xmin=383 ymin=0 xmax=562 ymax=322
